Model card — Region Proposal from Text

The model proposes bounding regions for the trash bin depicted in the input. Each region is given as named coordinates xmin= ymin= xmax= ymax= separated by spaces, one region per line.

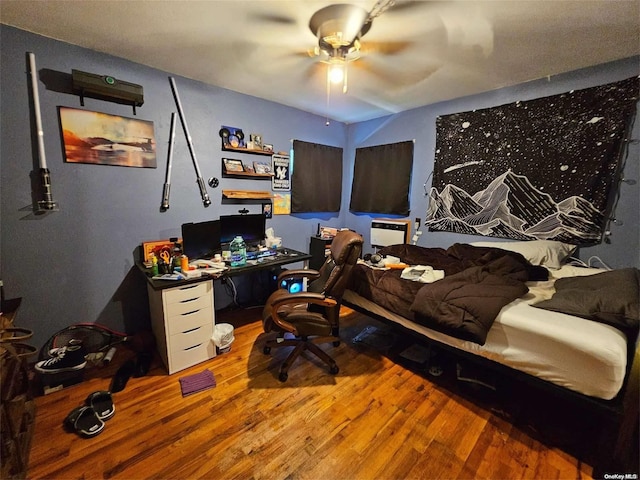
xmin=212 ymin=323 xmax=234 ymax=354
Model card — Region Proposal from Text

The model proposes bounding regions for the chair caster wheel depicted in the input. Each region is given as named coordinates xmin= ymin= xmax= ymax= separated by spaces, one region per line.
xmin=263 ymin=346 xmax=271 ymax=354
xmin=329 ymin=365 xmax=339 ymax=375
xmin=333 ymin=340 xmax=341 ymax=347
xmin=278 ymin=371 xmax=288 ymax=382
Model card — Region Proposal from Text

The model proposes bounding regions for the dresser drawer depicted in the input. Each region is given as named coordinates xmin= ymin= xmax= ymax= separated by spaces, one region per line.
xmin=169 ymin=339 xmax=216 ymax=374
xmin=169 ymin=323 xmax=214 ymax=373
xmin=165 ymin=294 xmax=211 ymax=319
xmin=170 ymin=322 xmax=212 ymax=350
xmin=167 ymin=308 xmax=213 ymax=336
xmin=163 ymin=282 xmax=211 ymax=305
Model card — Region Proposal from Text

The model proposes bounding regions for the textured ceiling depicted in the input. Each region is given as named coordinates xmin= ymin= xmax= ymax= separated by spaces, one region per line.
xmin=2 ymin=0 xmax=639 ymax=123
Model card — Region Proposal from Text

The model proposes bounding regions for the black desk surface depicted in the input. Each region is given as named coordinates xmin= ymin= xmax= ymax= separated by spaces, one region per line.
xmin=140 ymin=248 xmax=312 ymax=290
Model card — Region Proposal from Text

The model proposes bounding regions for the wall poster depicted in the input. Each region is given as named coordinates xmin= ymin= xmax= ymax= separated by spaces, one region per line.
xmin=273 ymin=193 xmax=291 ymax=215
xmin=59 ymin=107 xmax=156 ymax=168
xmin=271 ymin=154 xmax=291 ymax=191
xmin=425 ymin=76 xmax=639 ymax=245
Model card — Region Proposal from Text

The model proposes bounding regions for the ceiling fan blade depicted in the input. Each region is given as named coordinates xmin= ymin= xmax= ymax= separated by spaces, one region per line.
xmin=360 ymin=40 xmax=414 ymax=56
xmin=355 ymin=57 xmax=441 ymax=87
xmin=248 ymin=11 xmax=297 ymax=26
xmin=303 ymin=62 xmax=325 ymax=83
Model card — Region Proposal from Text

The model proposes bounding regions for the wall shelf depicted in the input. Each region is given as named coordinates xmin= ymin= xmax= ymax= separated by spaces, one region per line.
xmin=222 ymin=189 xmax=272 ymax=204
xmin=222 ymin=143 xmax=273 ymax=156
xmin=222 ymin=158 xmax=272 ymax=179
xmin=222 ymin=171 xmax=273 ymax=180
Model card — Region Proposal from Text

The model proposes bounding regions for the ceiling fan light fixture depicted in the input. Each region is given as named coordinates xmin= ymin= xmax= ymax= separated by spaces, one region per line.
xmin=328 ymin=62 xmax=345 ymax=84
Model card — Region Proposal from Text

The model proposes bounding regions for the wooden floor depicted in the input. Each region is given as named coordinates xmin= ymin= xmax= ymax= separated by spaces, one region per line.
xmin=27 ymin=307 xmax=596 ymax=480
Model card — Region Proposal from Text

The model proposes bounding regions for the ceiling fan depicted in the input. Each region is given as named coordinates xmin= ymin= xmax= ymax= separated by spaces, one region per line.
xmin=307 ymin=0 xmax=401 ymax=93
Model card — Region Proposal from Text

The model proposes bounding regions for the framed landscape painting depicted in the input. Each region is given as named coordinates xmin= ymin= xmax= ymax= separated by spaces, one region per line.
xmin=59 ymin=107 xmax=156 ymax=168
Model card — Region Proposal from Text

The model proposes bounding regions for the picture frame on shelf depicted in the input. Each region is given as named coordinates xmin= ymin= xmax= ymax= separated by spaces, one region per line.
xmin=243 ymin=163 xmax=255 ymax=173
xmin=250 ymin=134 xmax=263 ymax=150
xmin=223 ymin=157 xmax=244 ymax=172
xmin=253 ymin=161 xmax=272 ymax=175
xmin=263 ymin=143 xmax=273 ymax=153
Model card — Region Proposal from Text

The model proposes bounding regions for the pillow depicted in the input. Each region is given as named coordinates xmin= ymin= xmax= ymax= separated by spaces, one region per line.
xmin=533 ymin=268 xmax=639 ymax=331
xmin=469 ymin=240 xmax=576 ymax=269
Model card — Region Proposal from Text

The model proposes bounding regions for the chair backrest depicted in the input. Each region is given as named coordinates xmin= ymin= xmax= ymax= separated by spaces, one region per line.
xmin=308 ymin=230 xmax=363 ymax=299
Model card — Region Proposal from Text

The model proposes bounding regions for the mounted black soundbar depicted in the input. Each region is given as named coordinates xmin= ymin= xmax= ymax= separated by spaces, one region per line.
xmin=72 ymin=69 xmax=144 ymax=114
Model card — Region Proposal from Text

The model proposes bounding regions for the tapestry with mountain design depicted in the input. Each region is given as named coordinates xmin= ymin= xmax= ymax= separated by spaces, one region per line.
xmin=426 ymin=76 xmax=639 ymax=245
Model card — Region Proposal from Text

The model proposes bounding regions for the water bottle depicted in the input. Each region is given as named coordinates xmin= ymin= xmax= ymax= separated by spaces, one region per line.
xmin=230 ymin=236 xmax=247 ymax=267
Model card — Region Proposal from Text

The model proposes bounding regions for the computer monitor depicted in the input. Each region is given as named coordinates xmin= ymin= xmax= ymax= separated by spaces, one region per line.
xmin=181 ymin=219 xmax=221 ymax=260
xmin=220 ymin=214 xmax=266 ymax=247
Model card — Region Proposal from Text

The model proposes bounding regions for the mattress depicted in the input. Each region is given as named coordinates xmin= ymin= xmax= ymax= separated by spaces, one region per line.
xmin=343 ymin=264 xmax=628 ymax=400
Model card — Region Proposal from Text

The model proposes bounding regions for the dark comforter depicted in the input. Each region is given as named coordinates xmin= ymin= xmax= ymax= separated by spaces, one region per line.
xmin=348 ymin=243 xmax=546 ymax=345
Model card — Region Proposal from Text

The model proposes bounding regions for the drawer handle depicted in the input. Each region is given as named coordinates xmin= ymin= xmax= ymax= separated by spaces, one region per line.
xmin=180 ymin=297 xmax=199 ymax=304
xmin=182 ymin=326 xmax=201 ymax=334
xmin=184 ymin=343 xmax=202 ymax=351
xmin=178 ymin=284 xmax=200 ymax=291
xmin=181 ymin=309 xmax=201 ymax=317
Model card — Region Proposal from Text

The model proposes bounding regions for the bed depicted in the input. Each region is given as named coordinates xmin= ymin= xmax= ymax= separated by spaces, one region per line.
xmin=342 ymin=241 xmax=639 ymax=476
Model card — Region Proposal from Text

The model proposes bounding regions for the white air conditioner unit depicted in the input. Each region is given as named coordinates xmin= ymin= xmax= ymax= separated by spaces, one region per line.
xmin=371 ymin=219 xmax=411 ymax=248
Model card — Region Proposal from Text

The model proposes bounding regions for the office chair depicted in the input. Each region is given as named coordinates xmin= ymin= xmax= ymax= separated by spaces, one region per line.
xmin=262 ymin=230 xmax=363 ymax=382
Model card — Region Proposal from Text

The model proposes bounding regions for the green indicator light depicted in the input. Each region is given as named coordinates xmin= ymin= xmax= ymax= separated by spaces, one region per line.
xmin=104 ymin=76 xmax=115 ymax=85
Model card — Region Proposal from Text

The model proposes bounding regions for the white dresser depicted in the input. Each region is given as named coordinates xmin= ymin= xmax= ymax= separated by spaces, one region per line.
xmin=147 ymin=280 xmax=216 ymax=374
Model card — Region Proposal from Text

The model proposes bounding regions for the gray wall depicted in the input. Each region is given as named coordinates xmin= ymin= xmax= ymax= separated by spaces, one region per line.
xmin=2 ymin=25 xmax=638 ymax=351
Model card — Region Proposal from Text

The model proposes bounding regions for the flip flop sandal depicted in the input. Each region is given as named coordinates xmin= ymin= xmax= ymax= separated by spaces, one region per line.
xmin=85 ymin=391 xmax=115 ymax=421
xmin=64 ymin=406 xmax=105 ymax=437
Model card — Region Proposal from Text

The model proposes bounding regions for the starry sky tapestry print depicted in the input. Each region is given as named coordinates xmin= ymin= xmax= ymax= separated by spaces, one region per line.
xmin=426 ymin=76 xmax=639 ymax=245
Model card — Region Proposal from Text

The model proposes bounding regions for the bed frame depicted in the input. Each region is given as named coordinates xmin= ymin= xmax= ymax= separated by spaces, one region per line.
xmin=343 ymin=294 xmax=640 ymax=478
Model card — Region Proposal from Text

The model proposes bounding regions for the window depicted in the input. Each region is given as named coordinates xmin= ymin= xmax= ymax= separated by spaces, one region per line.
xmin=291 ymin=140 xmax=343 ymax=213
xmin=350 ymin=140 xmax=413 ymax=215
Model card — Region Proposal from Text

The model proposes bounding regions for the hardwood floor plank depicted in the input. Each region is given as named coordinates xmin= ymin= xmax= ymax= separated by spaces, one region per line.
xmin=27 ymin=307 xmax=597 ymax=479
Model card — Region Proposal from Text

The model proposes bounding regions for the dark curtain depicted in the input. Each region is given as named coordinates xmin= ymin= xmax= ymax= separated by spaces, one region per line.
xmin=291 ymin=140 xmax=343 ymax=213
xmin=350 ymin=140 xmax=414 ymax=215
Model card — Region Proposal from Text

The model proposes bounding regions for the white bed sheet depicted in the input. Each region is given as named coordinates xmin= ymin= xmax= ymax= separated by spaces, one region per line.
xmin=344 ymin=265 xmax=628 ymax=400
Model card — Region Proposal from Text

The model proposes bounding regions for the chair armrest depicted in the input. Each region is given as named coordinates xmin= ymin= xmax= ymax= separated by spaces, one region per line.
xmin=271 ymin=292 xmax=337 ymax=310
xmin=270 ymin=292 xmax=337 ymax=334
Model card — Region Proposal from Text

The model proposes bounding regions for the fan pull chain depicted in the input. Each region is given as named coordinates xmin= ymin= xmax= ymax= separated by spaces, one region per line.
xmin=325 ymin=65 xmax=331 ymax=126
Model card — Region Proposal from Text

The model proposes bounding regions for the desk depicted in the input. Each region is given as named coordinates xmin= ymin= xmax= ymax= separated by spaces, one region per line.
xmin=139 ymin=248 xmax=311 ymax=374
xmin=141 ymin=248 xmax=311 ymax=291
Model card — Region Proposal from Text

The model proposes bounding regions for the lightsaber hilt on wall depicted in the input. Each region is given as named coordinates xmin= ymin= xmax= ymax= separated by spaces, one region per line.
xmin=38 ymin=168 xmax=56 ymax=210
xmin=168 ymin=77 xmax=211 ymax=208
xmin=160 ymin=112 xmax=177 ymax=212
xmin=29 ymin=52 xmax=58 ymax=211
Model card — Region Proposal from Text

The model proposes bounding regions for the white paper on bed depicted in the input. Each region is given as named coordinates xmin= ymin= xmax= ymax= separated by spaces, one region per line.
xmin=344 ymin=264 xmax=627 ymax=400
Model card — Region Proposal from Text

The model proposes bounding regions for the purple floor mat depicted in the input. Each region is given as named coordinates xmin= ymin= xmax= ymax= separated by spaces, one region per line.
xmin=179 ymin=369 xmax=216 ymax=397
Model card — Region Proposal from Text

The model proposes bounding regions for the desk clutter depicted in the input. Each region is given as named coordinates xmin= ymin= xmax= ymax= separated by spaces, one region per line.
xmin=141 ymin=215 xmax=296 ymax=281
